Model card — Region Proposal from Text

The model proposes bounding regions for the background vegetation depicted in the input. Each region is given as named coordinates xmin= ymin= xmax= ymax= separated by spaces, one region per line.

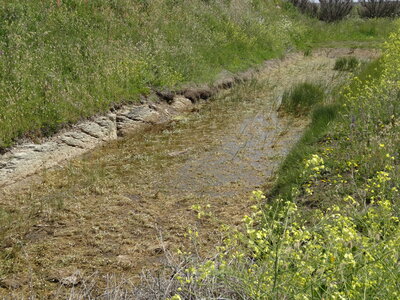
xmin=0 ymin=0 xmax=396 ymax=150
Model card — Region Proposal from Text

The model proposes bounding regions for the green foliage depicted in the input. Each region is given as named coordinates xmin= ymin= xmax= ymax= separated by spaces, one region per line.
xmin=334 ymin=56 xmax=359 ymax=71
xmin=281 ymin=82 xmax=325 ymax=115
xmin=303 ymin=47 xmax=312 ymax=56
xmin=0 ymin=0 xmax=304 ymax=149
xmin=273 ymin=104 xmax=339 ymax=199
xmin=301 ymin=17 xmax=396 ymax=48
xmin=0 ymin=0 xmax=396 ymax=149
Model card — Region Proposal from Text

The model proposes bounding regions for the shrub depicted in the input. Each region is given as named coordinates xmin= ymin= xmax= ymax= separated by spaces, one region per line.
xmin=289 ymin=0 xmax=354 ymax=22
xmin=334 ymin=56 xmax=359 ymax=71
xmin=289 ymin=0 xmax=319 ymax=17
xmin=281 ymin=82 xmax=324 ymax=115
xmin=319 ymin=0 xmax=354 ymax=22
xmin=359 ymin=0 xmax=400 ymax=18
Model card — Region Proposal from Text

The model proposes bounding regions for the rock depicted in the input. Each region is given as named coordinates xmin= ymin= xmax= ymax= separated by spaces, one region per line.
xmin=79 ymin=116 xmax=117 ymax=141
xmin=171 ymin=96 xmax=192 ymax=110
xmin=60 ymin=274 xmax=81 ymax=287
xmin=12 ymin=152 xmax=28 ymax=160
xmin=60 ymin=132 xmax=97 ymax=149
xmin=119 ymin=105 xmax=160 ymax=123
xmin=78 ymin=122 xmax=104 ymax=138
xmin=32 ymin=142 xmax=58 ymax=153
xmin=47 ymin=270 xmax=82 ymax=287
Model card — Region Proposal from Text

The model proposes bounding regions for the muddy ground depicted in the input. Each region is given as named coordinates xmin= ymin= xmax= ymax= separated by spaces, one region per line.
xmin=0 ymin=49 xmax=379 ymax=298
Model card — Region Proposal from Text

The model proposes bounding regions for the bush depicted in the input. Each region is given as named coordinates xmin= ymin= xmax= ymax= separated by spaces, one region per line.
xmin=359 ymin=0 xmax=400 ymax=18
xmin=289 ymin=0 xmax=354 ymax=22
xmin=289 ymin=0 xmax=319 ymax=17
xmin=319 ymin=0 xmax=354 ymax=22
xmin=281 ymin=82 xmax=325 ymax=115
xmin=334 ymin=56 xmax=359 ymax=71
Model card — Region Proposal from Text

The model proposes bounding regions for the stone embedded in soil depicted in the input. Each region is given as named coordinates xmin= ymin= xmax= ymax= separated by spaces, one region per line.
xmin=60 ymin=274 xmax=81 ymax=287
xmin=119 ymin=105 xmax=160 ymax=123
xmin=46 ymin=270 xmax=82 ymax=287
xmin=167 ymin=149 xmax=190 ymax=157
xmin=78 ymin=117 xmax=116 ymax=140
xmin=60 ymin=132 xmax=98 ymax=149
xmin=171 ymin=96 xmax=192 ymax=110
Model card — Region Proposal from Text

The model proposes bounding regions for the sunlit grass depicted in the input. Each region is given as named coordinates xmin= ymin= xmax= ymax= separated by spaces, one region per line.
xmin=0 ymin=0 xmax=396 ymax=149
xmin=281 ymin=82 xmax=325 ymax=115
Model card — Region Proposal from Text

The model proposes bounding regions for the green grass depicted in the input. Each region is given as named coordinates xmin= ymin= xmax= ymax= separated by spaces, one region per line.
xmin=302 ymin=17 xmax=396 ymax=48
xmin=272 ymin=103 xmax=339 ymax=199
xmin=281 ymin=82 xmax=325 ymax=115
xmin=272 ymin=56 xmax=384 ymax=200
xmin=0 ymin=0 xmax=396 ymax=150
xmin=334 ymin=56 xmax=359 ymax=71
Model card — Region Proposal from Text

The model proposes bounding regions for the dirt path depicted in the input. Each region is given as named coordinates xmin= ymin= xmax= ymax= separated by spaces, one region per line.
xmin=0 ymin=49 xmax=379 ymax=298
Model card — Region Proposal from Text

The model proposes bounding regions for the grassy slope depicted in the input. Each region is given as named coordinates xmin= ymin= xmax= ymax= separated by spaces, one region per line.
xmin=0 ymin=0 xmax=396 ymax=149
xmin=165 ymin=22 xmax=400 ymax=299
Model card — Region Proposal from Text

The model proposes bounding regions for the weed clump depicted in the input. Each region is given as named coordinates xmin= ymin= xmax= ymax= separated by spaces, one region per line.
xmin=334 ymin=56 xmax=359 ymax=71
xmin=281 ymin=82 xmax=324 ymax=115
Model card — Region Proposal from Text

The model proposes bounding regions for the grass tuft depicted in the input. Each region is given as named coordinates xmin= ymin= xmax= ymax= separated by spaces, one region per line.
xmin=334 ymin=56 xmax=360 ymax=71
xmin=281 ymin=82 xmax=325 ymax=115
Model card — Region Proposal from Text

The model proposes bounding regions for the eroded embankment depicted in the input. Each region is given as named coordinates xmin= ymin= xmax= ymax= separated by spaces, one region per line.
xmin=0 ymin=48 xmax=379 ymax=297
xmin=0 ymin=77 xmax=247 ymax=189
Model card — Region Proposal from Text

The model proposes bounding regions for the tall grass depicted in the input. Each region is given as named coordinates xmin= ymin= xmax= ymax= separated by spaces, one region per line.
xmin=281 ymin=82 xmax=325 ymax=115
xmin=0 ymin=0 xmax=396 ymax=149
xmin=334 ymin=56 xmax=359 ymax=71
xmin=0 ymin=0 xmax=297 ymax=149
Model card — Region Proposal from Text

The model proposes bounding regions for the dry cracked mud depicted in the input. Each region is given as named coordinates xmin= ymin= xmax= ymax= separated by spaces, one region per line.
xmin=0 ymin=48 xmax=380 ymax=298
